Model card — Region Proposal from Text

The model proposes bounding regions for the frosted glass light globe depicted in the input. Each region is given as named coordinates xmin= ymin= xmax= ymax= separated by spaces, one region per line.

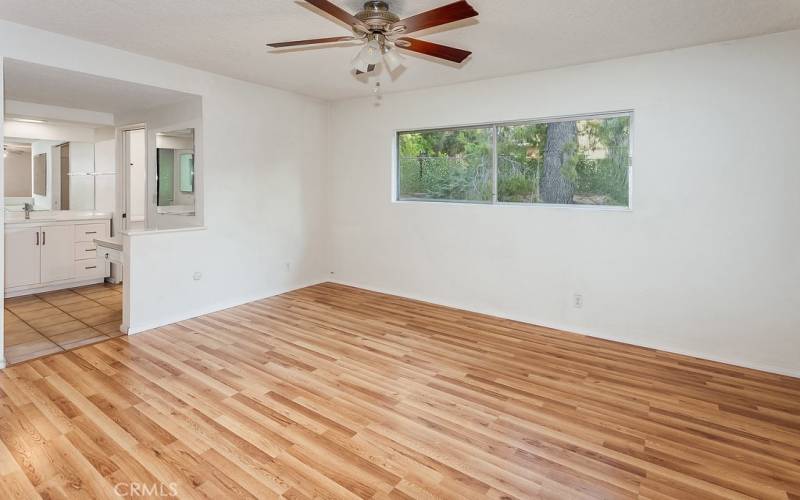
xmin=359 ymin=39 xmax=383 ymax=65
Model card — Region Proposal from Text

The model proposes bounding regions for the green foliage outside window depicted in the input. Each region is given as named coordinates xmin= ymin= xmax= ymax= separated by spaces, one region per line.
xmin=398 ymin=115 xmax=631 ymax=207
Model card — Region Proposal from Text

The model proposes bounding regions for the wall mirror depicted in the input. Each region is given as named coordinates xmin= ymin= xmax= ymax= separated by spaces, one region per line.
xmin=156 ymin=128 xmax=195 ymax=215
xmin=4 ymin=139 xmax=98 ymax=211
xmin=33 ymin=153 xmax=46 ymax=196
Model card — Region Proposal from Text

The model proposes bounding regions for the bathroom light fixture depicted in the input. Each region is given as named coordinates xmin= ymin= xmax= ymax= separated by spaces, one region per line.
xmin=14 ymin=118 xmax=47 ymax=124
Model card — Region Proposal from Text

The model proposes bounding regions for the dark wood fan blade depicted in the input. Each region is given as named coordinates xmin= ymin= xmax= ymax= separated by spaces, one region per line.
xmin=391 ymin=1 xmax=478 ymax=35
xmin=267 ymin=36 xmax=356 ymax=48
xmin=356 ymin=64 xmax=376 ymax=75
xmin=396 ymin=37 xmax=471 ymax=63
xmin=305 ymin=0 xmax=366 ymax=28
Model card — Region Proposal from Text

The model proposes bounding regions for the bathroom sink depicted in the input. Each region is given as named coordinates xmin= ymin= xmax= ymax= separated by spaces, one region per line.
xmin=5 ymin=211 xmax=58 ymax=223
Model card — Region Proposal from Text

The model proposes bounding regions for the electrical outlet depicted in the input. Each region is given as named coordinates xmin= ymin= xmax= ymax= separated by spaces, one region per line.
xmin=573 ymin=294 xmax=583 ymax=309
xmin=193 ymin=272 xmax=202 ymax=281
xmin=285 ymin=262 xmax=291 ymax=271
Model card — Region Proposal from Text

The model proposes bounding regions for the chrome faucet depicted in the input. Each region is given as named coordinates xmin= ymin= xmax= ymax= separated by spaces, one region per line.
xmin=23 ymin=202 xmax=33 ymax=220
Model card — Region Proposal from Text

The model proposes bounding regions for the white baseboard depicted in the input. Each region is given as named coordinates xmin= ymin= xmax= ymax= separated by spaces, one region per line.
xmin=126 ymin=279 xmax=327 ymax=335
xmin=329 ymin=279 xmax=800 ymax=379
xmin=5 ymin=278 xmax=106 ymax=298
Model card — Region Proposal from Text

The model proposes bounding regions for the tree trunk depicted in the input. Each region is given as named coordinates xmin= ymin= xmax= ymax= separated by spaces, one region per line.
xmin=540 ymin=121 xmax=577 ymax=204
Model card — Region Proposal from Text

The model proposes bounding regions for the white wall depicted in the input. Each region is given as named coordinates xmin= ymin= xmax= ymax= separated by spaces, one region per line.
xmin=0 ymin=56 xmax=5 ymax=367
xmin=66 ymin=141 xmax=95 ymax=210
xmin=1 ymin=20 xmax=329 ymax=337
xmin=93 ymin=127 xmax=116 ymax=214
xmin=4 ymin=120 xmax=96 ymax=143
xmin=327 ymin=30 xmax=800 ymax=377
xmin=6 ymin=100 xmax=114 ymax=126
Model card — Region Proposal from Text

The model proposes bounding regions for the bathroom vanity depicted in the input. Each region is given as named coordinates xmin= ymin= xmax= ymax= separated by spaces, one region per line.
xmin=4 ymin=211 xmax=111 ymax=297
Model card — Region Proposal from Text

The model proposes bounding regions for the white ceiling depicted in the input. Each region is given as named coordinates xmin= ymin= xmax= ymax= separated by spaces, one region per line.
xmin=1 ymin=0 xmax=799 ymax=101
xmin=3 ymin=59 xmax=198 ymax=115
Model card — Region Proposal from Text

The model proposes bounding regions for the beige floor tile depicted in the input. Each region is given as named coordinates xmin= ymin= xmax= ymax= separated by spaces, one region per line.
xmin=57 ymin=299 xmax=100 ymax=313
xmin=27 ymin=312 xmax=76 ymax=330
xmin=4 ymin=295 xmax=44 ymax=307
xmin=37 ymin=289 xmax=78 ymax=300
xmin=94 ymin=320 xmax=123 ymax=336
xmin=5 ymin=328 xmax=46 ymax=347
xmin=58 ymin=334 xmax=110 ymax=351
xmin=67 ymin=305 xmax=113 ymax=321
xmin=5 ymin=283 xmax=124 ymax=363
xmin=73 ymin=284 xmax=115 ymax=296
xmin=5 ymin=338 xmax=63 ymax=365
xmin=37 ymin=319 xmax=89 ymax=337
xmin=80 ymin=311 xmax=122 ymax=327
xmin=82 ymin=289 xmax=120 ymax=301
xmin=9 ymin=301 xmax=54 ymax=316
xmin=98 ymin=302 xmax=122 ymax=312
xmin=94 ymin=294 xmax=122 ymax=306
xmin=4 ymin=314 xmax=26 ymax=326
xmin=49 ymin=327 xmax=104 ymax=347
xmin=4 ymin=320 xmax=36 ymax=335
xmin=4 ymin=309 xmax=21 ymax=320
xmin=39 ymin=291 xmax=87 ymax=307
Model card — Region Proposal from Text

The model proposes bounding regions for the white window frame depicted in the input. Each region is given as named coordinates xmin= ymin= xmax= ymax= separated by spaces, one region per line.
xmin=394 ymin=110 xmax=634 ymax=211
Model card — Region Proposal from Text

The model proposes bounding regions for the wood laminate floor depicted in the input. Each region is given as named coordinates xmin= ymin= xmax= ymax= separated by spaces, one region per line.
xmin=0 ymin=282 xmax=798 ymax=499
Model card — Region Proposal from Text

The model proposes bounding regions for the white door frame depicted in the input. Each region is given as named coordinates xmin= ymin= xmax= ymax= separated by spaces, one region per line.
xmin=117 ymin=124 xmax=146 ymax=233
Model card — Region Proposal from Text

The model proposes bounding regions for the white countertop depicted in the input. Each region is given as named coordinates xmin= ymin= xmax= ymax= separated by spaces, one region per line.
xmin=5 ymin=210 xmax=112 ymax=225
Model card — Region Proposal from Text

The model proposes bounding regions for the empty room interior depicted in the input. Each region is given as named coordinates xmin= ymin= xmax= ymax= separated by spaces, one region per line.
xmin=0 ymin=1 xmax=798 ymax=498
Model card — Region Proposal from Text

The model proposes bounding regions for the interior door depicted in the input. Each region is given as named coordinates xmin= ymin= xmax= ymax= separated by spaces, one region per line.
xmin=41 ymin=225 xmax=75 ymax=283
xmin=5 ymin=226 xmax=41 ymax=288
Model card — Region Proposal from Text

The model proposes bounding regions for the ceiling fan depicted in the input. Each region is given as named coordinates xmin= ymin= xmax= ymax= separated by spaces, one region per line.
xmin=267 ymin=0 xmax=478 ymax=75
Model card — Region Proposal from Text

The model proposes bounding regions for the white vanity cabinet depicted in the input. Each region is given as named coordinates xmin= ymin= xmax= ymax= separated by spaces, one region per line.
xmin=5 ymin=226 xmax=41 ymax=288
xmin=41 ymin=225 xmax=76 ymax=283
xmin=4 ymin=213 xmax=112 ymax=297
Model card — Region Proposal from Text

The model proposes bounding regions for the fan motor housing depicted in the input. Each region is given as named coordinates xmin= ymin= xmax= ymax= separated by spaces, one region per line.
xmin=355 ymin=1 xmax=400 ymax=30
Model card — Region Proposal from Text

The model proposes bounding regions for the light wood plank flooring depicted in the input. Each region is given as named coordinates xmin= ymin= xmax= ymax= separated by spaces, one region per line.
xmin=0 ymin=282 xmax=799 ymax=499
xmin=4 ymin=283 xmax=123 ymax=365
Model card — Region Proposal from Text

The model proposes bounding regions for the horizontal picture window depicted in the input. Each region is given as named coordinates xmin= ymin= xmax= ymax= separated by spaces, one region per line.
xmin=397 ymin=112 xmax=632 ymax=208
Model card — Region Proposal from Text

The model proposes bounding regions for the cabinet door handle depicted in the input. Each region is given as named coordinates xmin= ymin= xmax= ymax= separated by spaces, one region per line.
xmin=35 ymin=232 xmax=39 ymax=246
xmin=85 ymin=249 xmax=95 ymax=252
xmin=86 ymin=231 xmax=97 ymax=235
xmin=84 ymin=266 xmax=97 ymax=270
xmin=42 ymin=232 xmax=46 ymax=245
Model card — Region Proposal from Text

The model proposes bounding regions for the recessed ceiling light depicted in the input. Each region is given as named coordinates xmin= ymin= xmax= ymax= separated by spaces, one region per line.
xmin=14 ymin=118 xmax=47 ymax=124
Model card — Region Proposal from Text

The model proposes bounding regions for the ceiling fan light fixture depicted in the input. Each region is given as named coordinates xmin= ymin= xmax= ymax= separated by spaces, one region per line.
xmin=359 ymin=39 xmax=383 ymax=65
xmin=383 ymin=47 xmax=404 ymax=71
xmin=351 ymin=52 xmax=371 ymax=73
xmin=266 ymin=0 xmax=478 ymax=79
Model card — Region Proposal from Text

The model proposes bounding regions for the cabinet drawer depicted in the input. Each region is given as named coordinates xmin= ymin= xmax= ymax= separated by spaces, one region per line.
xmin=74 ymin=223 xmax=108 ymax=242
xmin=74 ymin=260 xmax=107 ymax=280
xmin=98 ymin=246 xmax=123 ymax=265
xmin=75 ymin=241 xmax=97 ymax=260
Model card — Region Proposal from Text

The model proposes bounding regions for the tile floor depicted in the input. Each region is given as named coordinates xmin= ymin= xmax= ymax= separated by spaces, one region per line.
xmin=4 ymin=282 xmax=123 ymax=365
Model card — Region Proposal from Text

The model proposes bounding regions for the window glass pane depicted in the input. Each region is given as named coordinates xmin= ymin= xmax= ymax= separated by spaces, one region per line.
xmin=497 ymin=115 xmax=630 ymax=206
xmin=398 ymin=127 xmax=492 ymax=202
